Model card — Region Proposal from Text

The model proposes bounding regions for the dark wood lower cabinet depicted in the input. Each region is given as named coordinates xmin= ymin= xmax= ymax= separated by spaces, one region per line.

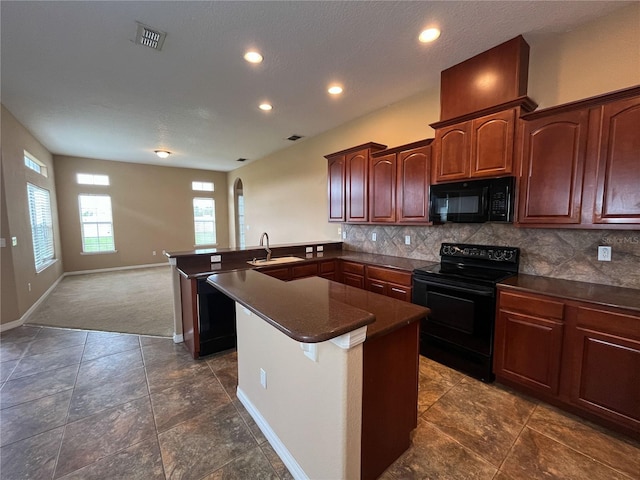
xmin=495 ymin=287 xmax=640 ymax=439
xmin=569 ymin=306 xmax=640 ymax=433
xmin=362 ymin=321 xmax=419 ymax=480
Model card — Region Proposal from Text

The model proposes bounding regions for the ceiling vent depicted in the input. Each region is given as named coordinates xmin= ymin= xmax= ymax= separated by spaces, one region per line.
xmin=237 ymin=158 xmax=247 ymax=162
xmin=287 ymin=134 xmax=304 ymax=141
xmin=135 ymin=22 xmax=167 ymax=51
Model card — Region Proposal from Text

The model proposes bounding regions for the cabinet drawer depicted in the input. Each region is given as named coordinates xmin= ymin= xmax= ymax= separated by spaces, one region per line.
xmin=343 ymin=272 xmax=365 ymax=289
xmin=262 ymin=267 xmax=291 ymax=281
xmin=366 ymin=266 xmax=412 ymax=286
xmin=292 ymin=263 xmax=318 ymax=279
xmin=387 ymin=284 xmax=412 ymax=302
xmin=318 ymin=260 xmax=336 ymax=274
xmin=342 ymin=261 xmax=365 ymax=275
xmin=499 ymin=291 xmax=564 ymax=320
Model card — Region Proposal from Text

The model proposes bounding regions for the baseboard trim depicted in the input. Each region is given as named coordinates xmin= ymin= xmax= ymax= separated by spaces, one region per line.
xmin=236 ymin=387 xmax=308 ymax=480
xmin=64 ymin=262 xmax=169 ymax=276
xmin=1 ymin=273 xmax=66 ymax=332
xmin=173 ymin=334 xmax=184 ymax=343
xmin=0 ymin=318 xmax=24 ymax=332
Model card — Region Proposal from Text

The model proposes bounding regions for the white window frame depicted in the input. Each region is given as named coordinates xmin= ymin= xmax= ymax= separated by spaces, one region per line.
xmin=78 ymin=194 xmax=116 ymax=254
xmin=192 ymin=181 xmax=214 ymax=192
xmin=77 ymin=173 xmax=110 ymax=186
xmin=27 ymin=183 xmax=55 ymax=272
xmin=193 ymin=197 xmax=216 ymax=246
xmin=24 ymin=151 xmax=48 ymax=177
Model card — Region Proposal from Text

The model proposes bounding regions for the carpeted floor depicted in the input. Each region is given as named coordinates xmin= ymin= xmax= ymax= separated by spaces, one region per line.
xmin=26 ymin=266 xmax=174 ymax=337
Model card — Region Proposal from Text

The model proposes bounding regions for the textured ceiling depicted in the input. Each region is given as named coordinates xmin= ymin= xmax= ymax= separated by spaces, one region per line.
xmin=1 ymin=1 xmax=631 ymax=172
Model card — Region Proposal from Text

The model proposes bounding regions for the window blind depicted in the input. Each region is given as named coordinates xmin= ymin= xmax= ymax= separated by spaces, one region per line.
xmin=27 ymin=183 xmax=55 ymax=271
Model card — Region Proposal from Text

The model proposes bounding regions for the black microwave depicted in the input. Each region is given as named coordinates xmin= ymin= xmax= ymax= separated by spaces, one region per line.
xmin=429 ymin=176 xmax=515 ymax=223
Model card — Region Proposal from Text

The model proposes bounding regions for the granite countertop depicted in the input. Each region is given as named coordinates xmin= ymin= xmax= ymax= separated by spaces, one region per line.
xmin=207 ymin=269 xmax=428 ymax=343
xmin=177 ymin=250 xmax=437 ymax=279
xmin=499 ymin=274 xmax=640 ymax=313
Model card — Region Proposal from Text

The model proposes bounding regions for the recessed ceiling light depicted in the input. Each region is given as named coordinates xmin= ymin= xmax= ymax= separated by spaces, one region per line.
xmin=419 ymin=28 xmax=441 ymax=43
xmin=244 ymin=51 xmax=263 ymax=64
xmin=328 ymin=85 xmax=343 ymax=95
xmin=259 ymin=103 xmax=273 ymax=111
xmin=154 ymin=150 xmax=171 ymax=159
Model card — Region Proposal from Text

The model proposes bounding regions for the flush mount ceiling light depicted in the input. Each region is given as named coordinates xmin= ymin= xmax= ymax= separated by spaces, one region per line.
xmin=259 ymin=103 xmax=273 ymax=111
xmin=135 ymin=22 xmax=167 ymax=51
xmin=154 ymin=150 xmax=171 ymax=159
xmin=328 ymin=85 xmax=343 ymax=95
xmin=419 ymin=27 xmax=441 ymax=43
xmin=244 ymin=51 xmax=263 ymax=64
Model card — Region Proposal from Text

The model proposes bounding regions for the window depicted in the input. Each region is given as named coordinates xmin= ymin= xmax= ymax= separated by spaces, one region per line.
xmin=77 ymin=173 xmax=110 ymax=186
xmin=192 ymin=181 xmax=214 ymax=192
xmin=193 ymin=197 xmax=216 ymax=245
xmin=79 ymin=195 xmax=115 ymax=253
xmin=24 ymin=151 xmax=48 ymax=177
xmin=27 ymin=183 xmax=55 ymax=271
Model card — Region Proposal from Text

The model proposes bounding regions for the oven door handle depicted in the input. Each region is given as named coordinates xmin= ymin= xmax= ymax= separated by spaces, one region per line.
xmin=413 ymin=279 xmax=495 ymax=297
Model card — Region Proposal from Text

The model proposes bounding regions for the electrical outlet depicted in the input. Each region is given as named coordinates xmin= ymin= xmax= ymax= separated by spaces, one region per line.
xmin=152 ymin=250 xmax=156 ymax=256
xmin=405 ymin=235 xmax=411 ymax=245
xmin=260 ymin=368 xmax=267 ymax=389
xmin=306 ymin=246 xmax=313 ymax=253
xmin=28 ymin=283 xmax=31 ymax=292
xmin=337 ymin=226 xmax=342 ymax=236
xmin=597 ymin=246 xmax=612 ymax=261
xmin=12 ymin=237 xmax=17 ymax=247
xmin=342 ymin=231 xmax=347 ymax=240
xmin=372 ymin=232 xmax=377 ymax=241
xmin=210 ymin=255 xmax=222 ymax=263
xmin=317 ymin=245 xmax=324 ymax=252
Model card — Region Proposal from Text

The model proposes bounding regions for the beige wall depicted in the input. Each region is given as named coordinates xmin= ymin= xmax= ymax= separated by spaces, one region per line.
xmin=227 ymin=3 xmax=640 ymax=247
xmin=236 ymin=303 xmax=363 ymax=479
xmin=1 ymin=105 xmax=64 ymax=326
xmin=54 ymin=156 xmax=230 ymax=272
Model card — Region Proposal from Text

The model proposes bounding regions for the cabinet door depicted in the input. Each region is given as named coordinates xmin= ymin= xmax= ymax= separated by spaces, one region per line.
xmin=346 ymin=149 xmax=369 ymax=222
xmin=365 ymin=278 xmax=386 ymax=295
xmin=494 ymin=309 xmax=564 ymax=395
xmin=387 ymin=283 xmax=412 ymax=302
xmin=470 ymin=109 xmax=515 ymax=178
xmin=327 ymin=155 xmax=345 ymax=222
xmin=593 ymin=96 xmax=640 ymax=224
xmin=397 ymin=145 xmax=430 ymax=223
xmin=343 ymin=272 xmax=365 ymax=289
xmin=518 ymin=109 xmax=589 ymax=224
xmin=434 ymin=122 xmax=470 ymax=182
xmin=291 ymin=263 xmax=318 ymax=280
xmin=261 ymin=267 xmax=291 ymax=281
xmin=569 ymin=306 xmax=640 ymax=431
xmin=369 ymin=153 xmax=397 ymax=223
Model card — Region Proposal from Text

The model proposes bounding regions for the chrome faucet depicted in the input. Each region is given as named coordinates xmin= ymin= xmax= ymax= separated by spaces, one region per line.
xmin=259 ymin=232 xmax=271 ymax=261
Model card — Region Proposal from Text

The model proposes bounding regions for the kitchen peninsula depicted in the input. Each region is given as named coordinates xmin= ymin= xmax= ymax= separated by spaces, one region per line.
xmin=166 ymin=242 xmax=430 ymax=479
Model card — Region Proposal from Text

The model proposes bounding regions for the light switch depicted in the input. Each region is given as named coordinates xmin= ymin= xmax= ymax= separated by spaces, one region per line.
xmin=12 ymin=237 xmax=17 ymax=247
xmin=405 ymin=235 xmax=411 ymax=245
xmin=372 ymin=233 xmax=377 ymax=241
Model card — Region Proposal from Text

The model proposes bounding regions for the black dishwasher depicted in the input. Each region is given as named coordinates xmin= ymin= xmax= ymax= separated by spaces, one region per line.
xmin=197 ymin=279 xmax=236 ymax=356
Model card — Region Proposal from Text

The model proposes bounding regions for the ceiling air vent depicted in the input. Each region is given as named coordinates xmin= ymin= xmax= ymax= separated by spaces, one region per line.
xmin=287 ymin=134 xmax=304 ymax=141
xmin=237 ymin=158 xmax=247 ymax=162
xmin=135 ymin=22 xmax=167 ymax=51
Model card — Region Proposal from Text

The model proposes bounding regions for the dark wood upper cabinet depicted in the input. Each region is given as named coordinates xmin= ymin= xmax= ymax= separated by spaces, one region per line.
xmin=370 ymin=140 xmax=432 ymax=224
xmin=440 ymin=36 xmax=530 ymax=121
xmin=397 ymin=143 xmax=432 ymax=223
xmin=517 ymin=86 xmax=640 ymax=228
xmin=369 ymin=152 xmax=397 ymax=223
xmin=325 ymin=142 xmax=386 ymax=224
xmin=433 ymin=109 xmax=517 ymax=183
xmin=593 ymin=96 xmax=640 ymax=224
xmin=517 ymin=109 xmax=590 ymax=224
xmin=471 ymin=108 xmax=516 ymax=178
xmin=434 ymin=123 xmax=470 ymax=182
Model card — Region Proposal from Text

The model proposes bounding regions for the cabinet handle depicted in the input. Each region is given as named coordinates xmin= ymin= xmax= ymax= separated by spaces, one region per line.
xmin=391 ymin=287 xmax=406 ymax=293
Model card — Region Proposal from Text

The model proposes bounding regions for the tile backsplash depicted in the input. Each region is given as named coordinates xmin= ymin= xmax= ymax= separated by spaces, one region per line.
xmin=343 ymin=224 xmax=640 ymax=289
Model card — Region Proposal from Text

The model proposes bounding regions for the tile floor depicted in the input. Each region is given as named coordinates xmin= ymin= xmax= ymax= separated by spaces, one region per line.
xmin=1 ymin=325 xmax=638 ymax=480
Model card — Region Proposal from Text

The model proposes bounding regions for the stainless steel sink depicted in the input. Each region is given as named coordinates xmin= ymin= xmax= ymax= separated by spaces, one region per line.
xmin=247 ymin=256 xmax=305 ymax=266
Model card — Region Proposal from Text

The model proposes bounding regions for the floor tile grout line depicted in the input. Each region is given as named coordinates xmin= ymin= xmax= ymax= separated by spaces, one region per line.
xmin=420 ymin=418 xmax=503 ymax=472
xmin=525 ymin=421 xmax=639 ymax=479
xmin=493 ymin=402 xmax=540 ymax=475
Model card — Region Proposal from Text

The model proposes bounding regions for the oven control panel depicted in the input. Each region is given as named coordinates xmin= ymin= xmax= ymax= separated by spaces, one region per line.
xmin=440 ymin=243 xmax=519 ymax=263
